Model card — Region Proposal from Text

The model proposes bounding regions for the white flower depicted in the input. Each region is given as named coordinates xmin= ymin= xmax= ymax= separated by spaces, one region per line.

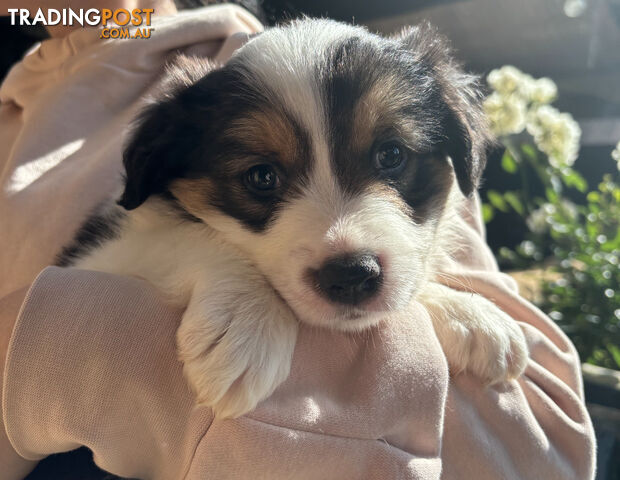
xmin=526 ymin=105 xmax=581 ymax=168
xmin=483 ymin=92 xmax=527 ymax=136
xmin=527 ymin=200 xmax=578 ymax=234
xmin=612 ymin=140 xmax=620 ymax=171
xmin=485 ymin=66 xmax=579 ymax=166
xmin=528 ymin=77 xmax=558 ymax=104
xmin=526 ymin=205 xmax=549 ymax=234
xmin=516 ymin=72 xmax=537 ymax=101
xmin=487 ymin=66 xmax=527 ymax=96
xmin=487 ymin=65 xmax=554 ymax=103
xmin=559 ymin=199 xmax=578 ymax=219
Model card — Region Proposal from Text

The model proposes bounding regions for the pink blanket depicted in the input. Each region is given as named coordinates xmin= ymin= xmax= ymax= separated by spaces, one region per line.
xmin=0 ymin=6 xmax=595 ymax=479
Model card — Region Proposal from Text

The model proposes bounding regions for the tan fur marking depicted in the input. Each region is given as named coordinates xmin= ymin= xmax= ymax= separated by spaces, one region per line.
xmin=170 ymin=178 xmax=217 ymax=219
xmin=351 ymin=77 xmax=420 ymax=155
xmin=227 ymin=108 xmax=302 ymax=167
xmin=364 ymin=182 xmax=414 ymax=217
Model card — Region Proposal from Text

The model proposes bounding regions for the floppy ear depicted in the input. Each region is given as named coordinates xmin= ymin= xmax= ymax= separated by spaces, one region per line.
xmin=118 ymin=56 xmax=216 ymax=210
xmin=397 ymin=23 xmax=492 ymax=196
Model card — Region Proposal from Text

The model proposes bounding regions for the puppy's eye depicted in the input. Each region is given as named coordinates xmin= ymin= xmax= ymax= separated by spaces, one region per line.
xmin=373 ymin=141 xmax=408 ymax=174
xmin=245 ymin=164 xmax=280 ymax=194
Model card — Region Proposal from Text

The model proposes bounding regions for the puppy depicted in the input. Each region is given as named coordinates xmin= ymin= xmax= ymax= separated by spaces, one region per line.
xmin=57 ymin=19 xmax=528 ymax=418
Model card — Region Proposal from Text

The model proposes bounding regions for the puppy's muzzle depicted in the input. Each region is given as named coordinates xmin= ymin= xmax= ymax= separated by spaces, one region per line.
xmin=316 ymin=253 xmax=382 ymax=305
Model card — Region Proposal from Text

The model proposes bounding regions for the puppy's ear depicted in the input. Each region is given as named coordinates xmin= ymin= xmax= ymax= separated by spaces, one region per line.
xmin=119 ymin=56 xmax=215 ymax=210
xmin=397 ymin=23 xmax=492 ymax=196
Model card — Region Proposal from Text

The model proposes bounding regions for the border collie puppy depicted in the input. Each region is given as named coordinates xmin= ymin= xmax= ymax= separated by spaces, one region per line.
xmin=57 ymin=19 xmax=528 ymax=418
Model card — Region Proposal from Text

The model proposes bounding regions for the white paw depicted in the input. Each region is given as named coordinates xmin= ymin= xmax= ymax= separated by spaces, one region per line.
xmin=177 ymin=283 xmax=298 ymax=418
xmin=421 ymin=284 xmax=528 ymax=384
xmin=439 ymin=304 xmax=528 ymax=384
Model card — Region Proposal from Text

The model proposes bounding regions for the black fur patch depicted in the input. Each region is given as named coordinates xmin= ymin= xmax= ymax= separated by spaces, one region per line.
xmin=120 ymin=60 xmax=313 ymax=232
xmin=319 ymin=28 xmax=476 ymax=219
xmin=55 ymin=205 xmax=125 ymax=266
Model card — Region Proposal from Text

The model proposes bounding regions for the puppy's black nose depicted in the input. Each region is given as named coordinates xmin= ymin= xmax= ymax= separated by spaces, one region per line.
xmin=317 ymin=254 xmax=382 ymax=305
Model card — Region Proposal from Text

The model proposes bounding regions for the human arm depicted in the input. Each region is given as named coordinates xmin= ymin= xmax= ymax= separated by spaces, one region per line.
xmin=1 ymin=288 xmax=38 ymax=480
xmin=1 ymin=259 xmax=595 ymax=480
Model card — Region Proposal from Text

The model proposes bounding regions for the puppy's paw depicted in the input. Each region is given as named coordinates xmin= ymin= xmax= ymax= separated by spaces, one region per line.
xmin=439 ymin=303 xmax=528 ymax=384
xmin=421 ymin=284 xmax=528 ymax=384
xmin=178 ymin=283 xmax=298 ymax=418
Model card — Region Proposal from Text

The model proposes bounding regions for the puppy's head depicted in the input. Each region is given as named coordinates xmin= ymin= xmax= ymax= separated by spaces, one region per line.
xmin=120 ymin=20 xmax=490 ymax=331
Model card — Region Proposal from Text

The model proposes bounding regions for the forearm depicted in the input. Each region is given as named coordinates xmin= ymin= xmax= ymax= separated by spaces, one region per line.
xmin=0 ymin=287 xmax=38 ymax=480
xmin=437 ymin=270 xmax=595 ymax=479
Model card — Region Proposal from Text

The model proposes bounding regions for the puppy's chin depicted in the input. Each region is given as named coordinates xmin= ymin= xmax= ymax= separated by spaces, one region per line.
xmin=302 ymin=309 xmax=388 ymax=332
xmin=279 ymin=285 xmax=415 ymax=332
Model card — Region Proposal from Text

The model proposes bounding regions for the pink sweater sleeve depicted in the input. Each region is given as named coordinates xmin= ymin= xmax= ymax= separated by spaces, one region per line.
xmin=436 ymin=197 xmax=596 ymax=479
xmin=2 ymin=267 xmax=210 ymax=479
xmin=3 ymin=267 xmax=449 ymax=479
xmin=3 ymin=261 xmax=596 ymax=479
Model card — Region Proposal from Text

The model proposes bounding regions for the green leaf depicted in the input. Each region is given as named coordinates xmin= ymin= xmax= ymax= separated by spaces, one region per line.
xmin=521 ymin=144 xmax=537 ymax=159
xmin=503 ymin=191 xmax=525 ymax=215
xmin=482 ymin=203 xmax=494 ymax=223
xmin=501 ymin=151 xmax=518 ymax=174
xmin=563 ymin=170 xmax=588 ymax=192
xmin=487 ymin=190 xmax=509 ymax=212
xmin=607 ymin=343 xmax=620 ymax=369
xmin=546 ymin=188 xmax=558 ymax=202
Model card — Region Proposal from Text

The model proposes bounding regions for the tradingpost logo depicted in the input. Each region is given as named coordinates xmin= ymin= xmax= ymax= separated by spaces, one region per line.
xmin=6 ymin=8 xmax=154 ymax=39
